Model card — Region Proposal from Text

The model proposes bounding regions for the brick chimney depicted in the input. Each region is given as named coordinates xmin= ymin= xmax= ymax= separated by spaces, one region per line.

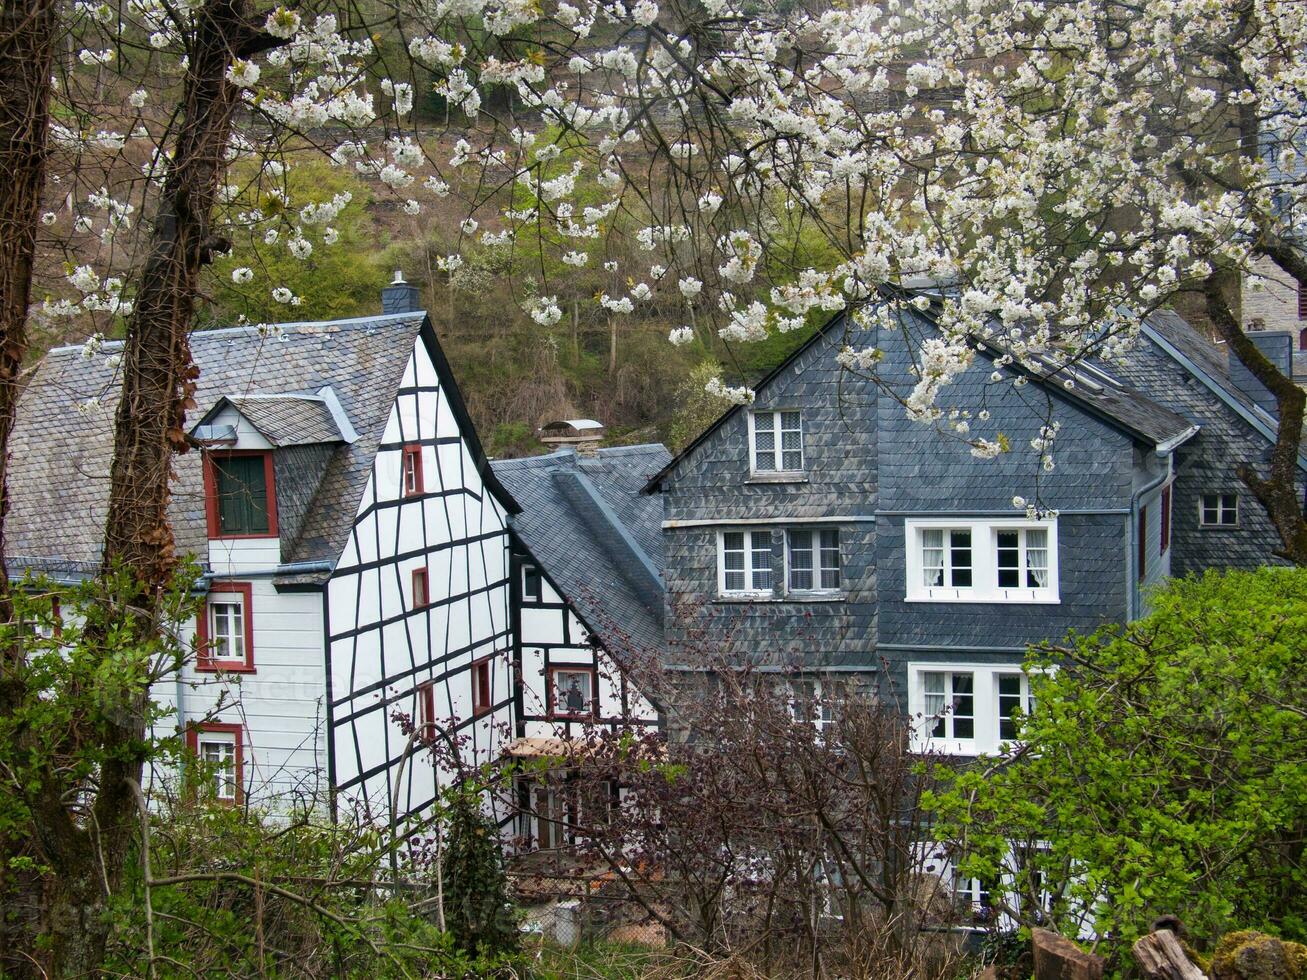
xmin=381 ymin=270 xmax=421 ymax=314
xmin=1228 ymin=330 xmax=1293 ymax=415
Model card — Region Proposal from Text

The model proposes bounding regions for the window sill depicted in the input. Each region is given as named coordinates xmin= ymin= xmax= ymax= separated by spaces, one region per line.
xmin=195 ymin=661 xmax=256 ymax=674
xmin=746 ymin=472 xmax=808 ymax=484
xmin=904 ymin=591 xmax=1059 ymax=605
xmin=715 ymin=593 xmax=847 ymax=604
xmin=1197 ymin=524 xmax=1239 ymax=530
xmin=207 ymin=533 xmax=278 ymax=542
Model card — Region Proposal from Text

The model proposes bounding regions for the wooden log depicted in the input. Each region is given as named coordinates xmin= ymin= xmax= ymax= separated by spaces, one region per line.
xmin=1033 ymin=928 xmax=1106 ymax=980
xmin=1133 ymin=930 xmax=1208 ymax=980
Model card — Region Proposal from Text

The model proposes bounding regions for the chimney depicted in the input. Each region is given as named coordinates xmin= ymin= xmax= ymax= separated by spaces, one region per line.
xmin=381 ymin=270 xmax=421 ymax=315
xmin=1228 ymin=330 xmax=1293 ymax=415
xmin=539 ymin=419 xmax=606 ymax=457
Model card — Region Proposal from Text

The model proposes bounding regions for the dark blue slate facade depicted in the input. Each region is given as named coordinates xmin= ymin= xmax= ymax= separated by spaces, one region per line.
xmin=648 ymin=301 xmax=1288 ymax=748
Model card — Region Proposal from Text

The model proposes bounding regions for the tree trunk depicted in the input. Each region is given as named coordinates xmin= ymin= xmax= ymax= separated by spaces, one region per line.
xmin=0 ymin=0 xmax=57 ymax=598
xmin=38 ymin=4 xmax=282 ymax=975
xmin=0 ymin=2 xmax=59 ymax=970
xmin=103 ymin=0 xmax=277 ymax=588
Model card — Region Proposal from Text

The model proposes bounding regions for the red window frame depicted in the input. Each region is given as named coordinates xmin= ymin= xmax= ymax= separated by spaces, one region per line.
xmin=547 ymin=665 xmax=599 ymax=720
xmin=1137 ymin=505 xmax=1148 ymax=582
xmin=417 ymin=680 xmax=437 ymax=741
xmin=202 ymin=450 xmax=279 ymax=539
xmin=1160 ymin=486 xmax=1172 ymax=554
xmin=402 ymin=444 xmax=424 ymax=497
xmin=185 ymin=721 xmax=244 ymax=805
xmin=412 ymin=567 xmax=429 ymax=608
xmin=195 ymin=582 xmax=256 ymax=673
xmin=472 ymin=657 xmax=492 ymax=717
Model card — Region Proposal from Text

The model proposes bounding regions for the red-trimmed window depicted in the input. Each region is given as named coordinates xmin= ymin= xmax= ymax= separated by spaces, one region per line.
xmin=417 ymin=680 xmax=437 ymax=741
xmin=548 ymin=665 xmax=597 ymax=720
xmin=203 ymin=451 xmax=278 ymax=538
xmin=186 ymin=722 xmax=243 ymax=804
xmin=1160 ymin=486 xmax=1172 ymax=554
xmin=402 ymin=444 xmax=424 ymax=497
xmin=472 ymin=657 xmax=492 ymax=716
xmin=1137 ymin=505 xmax=1148 ymax=581
xmin=196 ymin=582 xmax=255 ymax=673
xmin=412 ymin=568 xmax=429 ymax=608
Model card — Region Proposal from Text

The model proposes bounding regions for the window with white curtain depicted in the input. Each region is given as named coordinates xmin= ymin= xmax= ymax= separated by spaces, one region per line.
xmin=906 ymin=519 xmax=1058 ymax=602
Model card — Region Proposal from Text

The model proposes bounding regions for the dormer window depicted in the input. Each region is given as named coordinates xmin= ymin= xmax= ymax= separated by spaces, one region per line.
xmin=750 ymin=410 xmax=803 ymax=473
xmin=204 ymin=452 xmax=277 ymax=539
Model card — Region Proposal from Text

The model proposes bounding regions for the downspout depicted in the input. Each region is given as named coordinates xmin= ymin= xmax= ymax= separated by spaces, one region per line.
xmin=1128 ymin=459 xmax=1171 ymax=621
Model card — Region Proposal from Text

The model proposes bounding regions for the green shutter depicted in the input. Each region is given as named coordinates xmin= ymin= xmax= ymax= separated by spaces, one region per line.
xmin=215 ymin=456 xmax=269 ymax=535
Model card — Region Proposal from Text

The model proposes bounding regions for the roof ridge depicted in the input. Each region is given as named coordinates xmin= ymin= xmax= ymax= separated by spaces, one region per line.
xmin=47 ymin=310 xmax=427 ymax=355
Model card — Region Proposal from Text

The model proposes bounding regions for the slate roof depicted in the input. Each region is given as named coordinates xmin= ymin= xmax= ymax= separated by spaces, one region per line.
xmin=223 ymin=394 xmax=346 ymax=447
xmin=644 ymin=299 xmax=1198 ymax=492
xmin=492 ymin=445 xmax=670 ymax=656
xmin=6 ymin=312 xmax=514 ymax=577
xmin=1138 ymin=309 xmax=1307 ymax=469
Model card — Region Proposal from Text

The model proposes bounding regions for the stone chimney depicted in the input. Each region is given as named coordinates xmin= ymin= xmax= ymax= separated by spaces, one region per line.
xmin=381 ymin=270 xmax=421 ymax=314
xmin=539 ymin=419 xmax=606 ymax=456
xmin=1228 ymin=330 xmax=1293 ymax=415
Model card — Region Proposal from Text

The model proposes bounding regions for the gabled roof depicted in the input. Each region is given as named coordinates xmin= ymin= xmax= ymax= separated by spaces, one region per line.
xmin=6 ymin=311 xmax=517 ymax=577
xmin=492 ymin=444 xmax=669 ymax=656
xmin=1139 ymin=310 xmax=1307 ymax=471
xmin=192 ymin=390 xmax=354 ymax=447
xmin=643 ymin=297 xmax=1198 ymax=493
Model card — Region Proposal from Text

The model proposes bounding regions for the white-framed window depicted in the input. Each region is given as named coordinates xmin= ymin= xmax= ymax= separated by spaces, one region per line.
xmin=199 ymin=733 xmax=237 ymax=802
xmin=719 ymin=529 xmax=774 ymax=595
xmin=749 ymin=410 xmax=804 ymax=473
xmin=905 ymin=518 xmax=1059 ymax=603
xmin=1199 ymin=492 xmax=1238 ymax=527
xmin=208 ymin=597 xmax=245 ymax=661
xmin=909 ymin=663 xmax=1036 ymax=755
xmin=786 ymin=528 xmax=841 ymax=592
xmin=954 ymin=875 xmax=996 ymax=926
xmin=786 ymin=678 xmax=836 ymax=737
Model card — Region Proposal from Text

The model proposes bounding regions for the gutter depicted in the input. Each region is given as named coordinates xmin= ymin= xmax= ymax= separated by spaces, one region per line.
xmin=1128 ymin=461 xmax=1171 ymax=621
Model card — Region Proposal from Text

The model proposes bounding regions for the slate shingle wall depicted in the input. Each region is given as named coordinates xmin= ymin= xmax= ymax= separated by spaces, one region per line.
xmin=662 ymin=523 xmax=876 ymax=668
xmin=1109 ymin=332 xmax=1291 ymax=573
xmin=660 ymin=311 xmax=1145 ymax=676
xmin=274 ymin=444 xmax=335 ymax=556
xmin=661 ymin=326 xmax=880 ymax=667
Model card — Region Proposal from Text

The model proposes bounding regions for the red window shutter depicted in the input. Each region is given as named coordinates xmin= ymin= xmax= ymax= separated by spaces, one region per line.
xmin=1298 ymin=281 xmax=1307 ymax=319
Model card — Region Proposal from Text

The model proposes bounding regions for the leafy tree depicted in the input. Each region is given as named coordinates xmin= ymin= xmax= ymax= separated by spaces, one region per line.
xmin=927 ymin=568 xmax=1307 ymax=964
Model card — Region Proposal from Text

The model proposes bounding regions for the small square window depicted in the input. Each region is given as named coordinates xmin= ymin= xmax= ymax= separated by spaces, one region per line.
xmin=996 ymin=528 xmax=1049 ymax=589
xmin=550 ymin=667 xmax=595 ymax=719
xmin=402 ymin=444 xmax=424 ymax=497
xmin=1199 ymin=493 xmax=1238 ymax=527
xmin=750 ymin=410 xmax=804 ymax=473
xmin=472 ymin=658 xmax=492 ymax=716
xmin=921 ymin=528 xmax=973 ymax=589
